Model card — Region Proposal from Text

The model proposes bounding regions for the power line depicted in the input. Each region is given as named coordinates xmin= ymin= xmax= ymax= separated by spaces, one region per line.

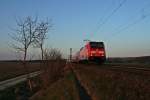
xmin=116 ymin=1 xmax=150 ymax=31
xmin=92 ymin=1 xmax=113 ymax=33
xmin=105 ymin=2 xmax=150 ymax=40
xmin=93 ymin=0 xmax=127 ymax=34
xmin=105 ymin=12 xmax=150 ymax=41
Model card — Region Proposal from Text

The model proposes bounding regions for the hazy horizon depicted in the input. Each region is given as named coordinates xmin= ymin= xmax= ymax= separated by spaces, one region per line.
xmin=0 ymin=0 xmax=150 ymax=60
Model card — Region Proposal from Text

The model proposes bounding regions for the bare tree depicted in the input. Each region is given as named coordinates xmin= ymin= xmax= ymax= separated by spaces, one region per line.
xmin=34 ymin=19 xmax=52 ymax=60
xmin=11 ymin=16 xmax=37 ymax=63
xmin=10 ymin=16 xmax=38 ymax=91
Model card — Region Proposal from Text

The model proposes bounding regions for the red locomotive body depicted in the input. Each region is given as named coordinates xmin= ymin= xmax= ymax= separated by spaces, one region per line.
xmin=73 ymin=41 xmax=106 ymax=63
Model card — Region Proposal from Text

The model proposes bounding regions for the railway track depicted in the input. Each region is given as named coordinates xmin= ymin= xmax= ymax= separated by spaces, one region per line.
xmin=105 ymin=64 xmax=150 ymax=71
xmin=104 ymin=63 xmax=150 ymax=73
xmin=71 ymin=62 xmax=150 ymax=100
xmin=72 ymin=63 xmax=150 ymax=75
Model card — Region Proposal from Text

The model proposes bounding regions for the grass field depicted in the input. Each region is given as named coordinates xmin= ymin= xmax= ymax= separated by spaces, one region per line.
xmin=0 ymin=61 xmax=41 ymax=81
xmin=31 ymin=70 xmax=80 ymax=100
xmin=1 ymin=60 xmax=150 ymax=100
xmin=74 ymin=65 xmax=150 ymax=100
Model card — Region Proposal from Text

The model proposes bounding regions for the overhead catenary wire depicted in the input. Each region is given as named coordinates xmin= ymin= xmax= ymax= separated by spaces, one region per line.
xmin=87 ymin=0 xmax=150 ymax=43
xmin=93 ymin=0 xmax=127 ymax=35
xmin=104 ymin=2 xmax=150 ymax=40
xmin=91 ymin=1 xmax=114 ymax=33
xmin=117 ymin=15 xmax=147 ymax=33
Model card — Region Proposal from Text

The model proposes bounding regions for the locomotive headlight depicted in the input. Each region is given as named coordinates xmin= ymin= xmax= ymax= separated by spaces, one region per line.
xmin=98 ymin=51 xmax=104 ymax=54
xmin=91 ymin=51 xmax=96 ymax=53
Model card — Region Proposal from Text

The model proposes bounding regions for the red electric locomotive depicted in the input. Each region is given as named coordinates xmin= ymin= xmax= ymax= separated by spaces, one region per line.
xmin=73 ymin=41 xmax=106 ymax=63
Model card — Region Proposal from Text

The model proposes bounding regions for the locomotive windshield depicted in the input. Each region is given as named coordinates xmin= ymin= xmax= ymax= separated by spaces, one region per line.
xmin=90 ymin=42 xmax=104 ymax=48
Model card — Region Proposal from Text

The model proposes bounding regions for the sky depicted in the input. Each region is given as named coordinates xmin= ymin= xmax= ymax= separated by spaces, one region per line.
xmin=0 ymin=0 xmax=150 ymax=60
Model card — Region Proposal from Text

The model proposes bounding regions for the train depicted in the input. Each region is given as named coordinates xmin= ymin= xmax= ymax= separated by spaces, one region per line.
xmin=72 ymin=41 xmax=106 ymax=63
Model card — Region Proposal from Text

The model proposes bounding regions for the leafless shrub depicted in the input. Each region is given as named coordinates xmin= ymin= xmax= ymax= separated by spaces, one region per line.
xmin=40 ymin=48 xmax=65 ymax=88
xmin=43 ymin=48 xmax=62 ymax=60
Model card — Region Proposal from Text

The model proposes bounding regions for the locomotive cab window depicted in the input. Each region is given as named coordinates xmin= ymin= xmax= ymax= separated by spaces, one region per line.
xmin=90 ymin=42 xmax=104 ymax=48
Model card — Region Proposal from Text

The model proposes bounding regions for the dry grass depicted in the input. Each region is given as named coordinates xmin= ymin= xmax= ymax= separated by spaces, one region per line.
xmin=74 ymin=65 xmax=150 ymax=100
xmin=0 ymin=61 xmax=41 ymax=81
xmin=39 ymin=60 xmax=66 ymax=88
xmin=31 ymin=70 xmax=80 ymax=100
